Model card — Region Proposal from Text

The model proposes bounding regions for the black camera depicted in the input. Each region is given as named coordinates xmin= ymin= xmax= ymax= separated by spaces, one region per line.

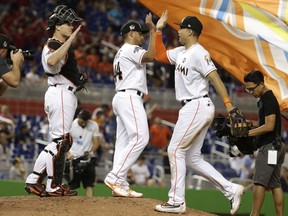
xmin=273 ymin=135 xmax=282 ymax=150
xmin=6 ymin=48 xmax=34 ymax=64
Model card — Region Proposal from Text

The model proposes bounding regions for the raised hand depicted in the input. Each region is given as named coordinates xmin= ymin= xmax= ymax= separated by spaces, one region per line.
xmin=156 ymin=10 xmax=168 ymax=31
xmin=145 ymin=13 xmax=155 ymax=31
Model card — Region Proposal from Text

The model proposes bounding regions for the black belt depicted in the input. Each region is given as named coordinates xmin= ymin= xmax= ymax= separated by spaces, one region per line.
xmin=50 ymin=84 xmax=74 ymax=92
xmin=119 ymin=89 xmax=144 ymax=98
xmin=44 ymin=149 xmax=55 ymax=156
xmin=181 ymin=94 xmax=208 ymax=106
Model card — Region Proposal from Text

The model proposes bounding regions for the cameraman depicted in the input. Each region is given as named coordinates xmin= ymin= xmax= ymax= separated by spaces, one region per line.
xmin=0 ymin=34 xmax=24 ymax=95
xmin=66 ymin=110 xmax=100 ymax=197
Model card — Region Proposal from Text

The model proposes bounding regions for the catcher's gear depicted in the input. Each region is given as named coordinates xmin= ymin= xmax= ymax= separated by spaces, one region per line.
xmin=50 ymin=133 xmax=73 ymax=188
xmin=75 ymin=68 xmax=88 ymax=92
xmin=228 ymin=108 xmax=249 ymax=137
xmin=46 ymin=5 xmax=83 ymax=31
xmin=46 ymin=184 xmax=77 ymax=197
xmin=211 ymin=115 xmax=257 ymax=155
xmin=25 ymin=183 xmax=47 ymax=197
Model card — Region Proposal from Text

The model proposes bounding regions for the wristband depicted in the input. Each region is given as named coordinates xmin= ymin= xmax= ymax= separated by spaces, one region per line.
xmin=223 ymin=97 xmax=232 ymax=106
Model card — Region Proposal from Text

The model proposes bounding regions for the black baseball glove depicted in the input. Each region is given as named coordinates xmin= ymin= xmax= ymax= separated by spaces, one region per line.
xmin=228 ymin=108 xmax=249 ymax=137
xmin=211 ymin=115 xmax=257 ymax=155
xmin=75 ymin=68 xmax=88 ymax=92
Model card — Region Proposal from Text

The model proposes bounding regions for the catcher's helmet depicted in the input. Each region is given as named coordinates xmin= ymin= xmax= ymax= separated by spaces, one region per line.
xmin=46 ymin=5 xmax=83 ymax=31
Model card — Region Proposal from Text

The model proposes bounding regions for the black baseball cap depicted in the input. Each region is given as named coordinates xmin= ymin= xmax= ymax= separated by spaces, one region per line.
xmin=174 ymin=16 xmax=203 ymax=35
xmin=78 ymin=109 xmax=91 ymax=121
xmin=120 ymin=21 xmax=149 ymax=36
xmin=0 ymin=34 xmax=16 ymax=49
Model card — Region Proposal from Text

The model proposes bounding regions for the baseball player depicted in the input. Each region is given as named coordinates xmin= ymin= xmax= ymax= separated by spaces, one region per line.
xmin=104 ymin=14 xmax=156 ymax=198
xmin=66 ymin=110 xmax=100 ymax=197
xmin=25 ymin=5 xmax=85 ymax=197
xmin=153 ymin=11 xmax=244 ymax=214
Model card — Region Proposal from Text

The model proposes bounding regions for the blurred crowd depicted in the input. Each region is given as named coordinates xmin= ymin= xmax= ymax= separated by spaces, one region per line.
xmin=0 ymin=0 xmax=238 ymax=89
xmin=0 ymin=0 xmax=287 ymax=192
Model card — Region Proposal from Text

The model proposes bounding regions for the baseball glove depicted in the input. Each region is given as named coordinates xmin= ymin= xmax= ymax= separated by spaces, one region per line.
xmin=228 ymin=108 xmax=249 ymax=137
xmin=211 ymin=115 xmax=257 ymax=155
xmin=75 ymin=68 xmax=88 ymax=92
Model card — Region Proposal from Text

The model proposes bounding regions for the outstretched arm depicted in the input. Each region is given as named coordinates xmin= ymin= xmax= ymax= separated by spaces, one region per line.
xmin=47 ymin=25 xmax=82 ymax=67
xmin=142 ymin=13 xmax=156 ymax=63
xmin=155 ymin=11 xmax=170 ymax=64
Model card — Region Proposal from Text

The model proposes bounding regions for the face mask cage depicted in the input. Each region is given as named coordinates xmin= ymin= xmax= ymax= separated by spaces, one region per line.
xmin=54 ymin=5 xmax=83 ymax=24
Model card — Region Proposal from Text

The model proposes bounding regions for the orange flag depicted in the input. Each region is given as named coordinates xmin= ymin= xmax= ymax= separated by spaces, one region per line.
xmin=139 ymin=0 xmax=288 ymax=112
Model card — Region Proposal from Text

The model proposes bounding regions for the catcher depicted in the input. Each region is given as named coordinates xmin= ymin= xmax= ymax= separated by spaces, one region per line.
xmin=25 ymin=5 xmax=87 ymax=197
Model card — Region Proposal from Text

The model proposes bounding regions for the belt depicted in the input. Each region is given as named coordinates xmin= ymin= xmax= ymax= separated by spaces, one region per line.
xmin=50 ymin=84 xmax=75 ymax=93
xmin=119 ymin=89 xmax=144 ymax=98
xmin=180 ymin=94 xmax=209 ymax=106
xmin=44 ymin=149 xmax=55 ymax=156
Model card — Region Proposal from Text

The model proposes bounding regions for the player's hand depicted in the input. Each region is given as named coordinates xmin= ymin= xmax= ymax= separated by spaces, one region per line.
xmin=145 ymin=13 xmax=155 ymax=31
xmin=69 ymin=25 xmax=82 ymax=42
xmin=156 ymin=10 xmax=168 ymax=31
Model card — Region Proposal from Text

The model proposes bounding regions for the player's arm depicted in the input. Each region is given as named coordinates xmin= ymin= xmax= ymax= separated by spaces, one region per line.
xmin=47 ymin=25 xmax=82 ymax=67
xmin=142 ymin=13 xmax=156 ymax=63
xmin=207 ymin=70 xmax=235 ymax=112
xmin=154 ymin=10 xmax=170 ymax=64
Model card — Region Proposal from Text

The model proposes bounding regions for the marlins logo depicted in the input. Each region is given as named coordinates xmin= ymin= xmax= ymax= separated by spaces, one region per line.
xmin=204 ymin=55 xmax=213 ymax=66
xmin=129 ymin=24 xmax=136 ymax=31
xmin=133 ymin=47 xmax=142 ymax=53
xmin=2 ymin=41 xmax=8 ymax=48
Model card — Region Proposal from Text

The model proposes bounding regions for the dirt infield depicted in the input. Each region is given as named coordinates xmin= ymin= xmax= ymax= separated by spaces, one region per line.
xmin=0 ymin=196 xmax=217 ymax=216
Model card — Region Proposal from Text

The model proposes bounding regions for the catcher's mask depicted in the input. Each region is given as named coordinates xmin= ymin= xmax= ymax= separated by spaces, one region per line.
xmin=46 ymin=5 xmax=83 ymax=31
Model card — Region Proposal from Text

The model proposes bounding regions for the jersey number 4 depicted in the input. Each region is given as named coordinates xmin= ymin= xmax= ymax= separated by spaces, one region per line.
xmin=114 ymin=62 xmax=123 ymax=81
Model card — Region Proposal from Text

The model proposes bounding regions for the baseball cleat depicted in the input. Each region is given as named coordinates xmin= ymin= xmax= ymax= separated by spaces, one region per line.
xmin=104 ymin=180 xmax=129 ymax=197
xmin=112 ymin=189 xmax=143 ymax=198
xmin=126 ymin=189 xmax=143 ymax=198
xmin=230 ymin=184 xmax=245 ymax=215
xmin=25 ymin=183 xmax=47 ymax=197
xmin=46 ymin=184 xmax=77 ymax=197
xmin=155 ymin=202 xmax=186 ymax=213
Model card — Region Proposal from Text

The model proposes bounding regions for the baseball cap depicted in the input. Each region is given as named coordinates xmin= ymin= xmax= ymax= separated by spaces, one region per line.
xmin=120 ymin=21 xmax=149 ymax=36
xmin=0 ymin=34 xmax=16 ymax=49
xmin=78 ymin=109 xmax=91 ymax=121
xmin=174 ymin=16 xmax=203 ymax=35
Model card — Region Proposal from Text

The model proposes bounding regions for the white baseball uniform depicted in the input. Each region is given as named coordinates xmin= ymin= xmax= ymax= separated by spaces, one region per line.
xmin=105 ymin=43 xmax=149 ymax=190
xmin=165 ymin=44 xmax=238 ymax=205
xmin=25 ymin=39 xmax=79 ymax=192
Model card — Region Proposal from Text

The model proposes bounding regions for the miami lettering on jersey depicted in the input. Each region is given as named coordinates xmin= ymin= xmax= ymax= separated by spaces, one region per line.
xmin=176 ymin=64 xmax=188 ymax=76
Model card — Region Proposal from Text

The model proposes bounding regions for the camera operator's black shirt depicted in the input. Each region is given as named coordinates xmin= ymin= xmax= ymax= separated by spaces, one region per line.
xmin=257 ymin=90 xmax=281 ymax=147
xmin=0 ymin=55 xmax=10 ymax=76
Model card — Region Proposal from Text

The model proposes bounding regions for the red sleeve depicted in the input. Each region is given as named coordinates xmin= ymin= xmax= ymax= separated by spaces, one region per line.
xmin=155 ymin=32 xmax=170 ymax=64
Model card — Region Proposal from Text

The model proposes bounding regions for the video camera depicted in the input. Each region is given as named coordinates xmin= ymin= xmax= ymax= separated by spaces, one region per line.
xmin=0 ymin=34 xmax=35 ymax=64
xmin=6 ymin=48 xmax=34 ymax=64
